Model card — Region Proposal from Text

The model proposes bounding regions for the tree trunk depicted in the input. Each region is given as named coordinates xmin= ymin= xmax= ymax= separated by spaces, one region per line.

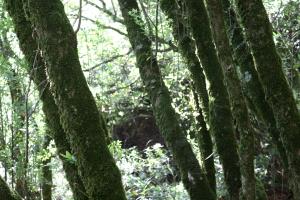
xmin=4 ymin=1 xmax=89 ymax=199
xmin=6 ymin=0 xmax=126 ymax=199
xmin=160 ymin=0 xmax=216 ymax=193
xmin=0 ymin=176 xmax=21 ymax=200
xmin=117 ymin=0 xmax=215 ymax=199
xmin=5 ymin=61 xmax=27 ymax=199
xmin=41 ymin=134 xmax=52 ymax=200
xmin=192 ymin=88 xmax=216 ymax=193
xmin=234 ymin=0 xmax=300 ymax=198
xmin=221 ymin=0 xmax=289 ymax=170
xmin=205 ymin=0 xmax=256 ymax=199
xmin=182 ymin=0 xmax=242 ymax=199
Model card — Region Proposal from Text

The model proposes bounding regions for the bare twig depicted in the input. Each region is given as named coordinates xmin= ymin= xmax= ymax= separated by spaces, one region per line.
xmin=84 ymin=0 xmax=124 ymax=24
xmin=74 ymin=0 xmax=83 ymax=34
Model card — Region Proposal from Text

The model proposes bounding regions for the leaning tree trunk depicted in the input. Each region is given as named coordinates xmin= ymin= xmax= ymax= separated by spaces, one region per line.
xmin=6 ymin=0 xmax=127 ymax=199
xmin=234 ymin=0 xmax=300 ymax=198
xmin=0 ymin=176 xmax=21 ymax=200
xmin=117 ymin=0 xmax=215 ymax=199
xmin=4 ymin=1 xmax=89 ymax=199
xmin=160 ymin=0 xmax=209 ymax=122
xmin=221 ymin=0 xmax=288 ymax=170
xmin=181 ymin=0 xmax=242 ymax=199
xmin=205 ymin=0 xmax=256 ymax=199
xmin=160 ymin=0 xmax=215 ymax=193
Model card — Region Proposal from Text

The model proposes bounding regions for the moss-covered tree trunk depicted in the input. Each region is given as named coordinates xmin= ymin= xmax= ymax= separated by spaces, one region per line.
xmin=182 ymin=0 xmax=242 ymax=199
xmin=6 ymin=0 xmax=126 ymax=199
xmin=41 ymin=134 xmax=52 ymax=200
xmin=221 ymin=0 xmax=288 ymax=169
xmin=117 ymin=0 xmax=215 ymax=199
xmin=0 ymin=176 xmax=21 ymax=200
xmin=204 ymin=0 xmax=255 ymax=199
xmin=160 ymin=0 xmax=215 ymax=193
xmin=4 ymin=1 xmax=89 ymax=199
xmin=192 ymin=88 xmax=216 ymax=193
xmin=234 ymin=0 xmax=300 ymax=198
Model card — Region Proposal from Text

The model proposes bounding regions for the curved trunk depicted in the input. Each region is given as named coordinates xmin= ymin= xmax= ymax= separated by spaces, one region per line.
xmin=182 ymin=0 xmax=242 ymax=199
xmin=160 ymin=0 xmax=216 ymax=193
xmin=117 ymin=0 xmax=215 ymax=199
xmin=205 ymin=0 xmax=255 ymax=199
xmin=221 ymin=0 xmax=288 ymax=170
xmin=235 ymin=0 xmax=300 ymax=198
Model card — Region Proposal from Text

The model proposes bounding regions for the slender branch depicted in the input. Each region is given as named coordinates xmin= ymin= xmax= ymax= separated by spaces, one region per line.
xmin=74 ymin=0 xmax=83 ymax=34
xmin=76 ymin=15 xmax=128 ymax=36
xmin=104 ymin=78 xmax=140 ymax=94
xmin=83 ymin=49 xmax=133 ymax=71
xmin=84 ymin=0 xmax=124 ymax=24
xmin=82 ymin=1 xmax=178 ymax=51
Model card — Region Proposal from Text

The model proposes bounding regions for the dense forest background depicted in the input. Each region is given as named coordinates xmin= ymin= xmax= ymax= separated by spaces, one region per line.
xmin=0 ymin=0 xmax=299 ymax=199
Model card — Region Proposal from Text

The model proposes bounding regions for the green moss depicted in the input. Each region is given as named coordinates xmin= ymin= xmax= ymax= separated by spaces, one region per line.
xmin=235 ymin=0 xmax=300 ymax=198
xmin=4 ymin=1 xmax=88 ymax=199
xmin=221 ymin=0 xmax=289 ymax=170
xmin=255 ymin=178 xmax=267 ymax=200
xmin=205 ymin=0 xmax=256 ymax=199
xmin=182 ymin=0 xmax=242 ymax=198
xmin=160 ymin=0 xmax=216 ymax=193
xmin=118 ymin=0 xmax=216 ymax=199
xmin=5 ymin=0 xmax=126 ymax=199
xmin=41 ymin=135 xmax=52 ymax=200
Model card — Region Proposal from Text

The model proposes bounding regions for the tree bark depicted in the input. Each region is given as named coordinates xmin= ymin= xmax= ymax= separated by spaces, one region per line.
xmin=192 ymin=88 xmax=216 ymax=193
xmin=5 ymin=0 xmax=126 ymax=199
xmin=117 ymin=0 xmax=215 ymax=199
xmin=160 ymin=0 xmax=216 ymax=193
xmin=41 ymin=134 xmax=52 ymax=200
xmin=4 ymin=1 xmax=89 ymax=199
xmin=182 ymin=0 xmax=242 ymax=199
xmin=0 ymin=176 xmax=21 ymax=200
xmin=205 ymin=0 xmax=256 ymax=199
xmin=221 ymin=0 xmax=289 ymax=170
xmin=234 ymin=0 xmax=300 ymax=198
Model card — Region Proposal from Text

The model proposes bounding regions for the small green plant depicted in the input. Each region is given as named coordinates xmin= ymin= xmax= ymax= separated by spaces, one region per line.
xmin=109 ymin=141 xmax=189 ymax=200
